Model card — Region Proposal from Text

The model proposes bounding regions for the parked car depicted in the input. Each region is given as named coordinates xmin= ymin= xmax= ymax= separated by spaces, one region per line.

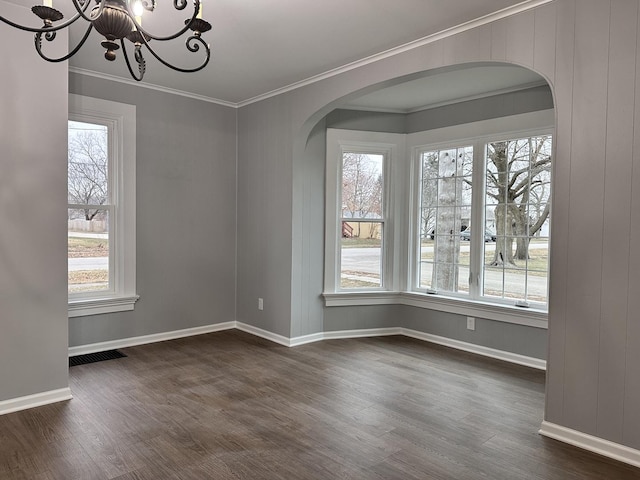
xmin=460 ymin=229 xmax=496 ymax=242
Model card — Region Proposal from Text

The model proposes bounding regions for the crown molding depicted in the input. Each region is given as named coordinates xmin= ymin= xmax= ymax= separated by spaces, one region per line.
xmin=68 ymin=67 xmax=237 ymax=108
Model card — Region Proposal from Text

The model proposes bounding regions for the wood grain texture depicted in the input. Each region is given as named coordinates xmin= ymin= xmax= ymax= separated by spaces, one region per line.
xmin=1 ymin=331 xmax=638 ymax=479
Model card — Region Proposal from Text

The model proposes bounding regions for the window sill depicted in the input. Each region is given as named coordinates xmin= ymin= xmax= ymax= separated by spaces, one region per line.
xmin=322 ymin=291 xmax=547 ymax=329
xmin=68 ymin=295 xmax=139 ymax=318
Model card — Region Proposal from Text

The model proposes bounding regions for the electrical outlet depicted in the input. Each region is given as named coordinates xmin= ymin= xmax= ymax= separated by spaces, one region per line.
xmin=258 ymin=298 xmax=264 ymax=310
xmin=466 ymin=316 xmax=475 ymax=331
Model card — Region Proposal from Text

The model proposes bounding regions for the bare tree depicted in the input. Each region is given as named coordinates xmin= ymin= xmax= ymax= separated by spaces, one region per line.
xmin=486 ymin=136 xmax=551 ymax=266
xmin=342 ymin=153 xmax=383 ymax=238
xmin=68 ymin=129 xmax=108 ymax=221
xmin=420 ymin=152 xmax=438 ymax=239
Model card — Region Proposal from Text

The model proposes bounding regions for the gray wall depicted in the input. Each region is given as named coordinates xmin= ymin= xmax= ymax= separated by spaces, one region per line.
xmin=0 ymin=0 xmax=69 ymax=401
xmin=236 ymin=96 xmax=295 ymax=337
xmin=68 ymin=74 xmax=237 ymax=346
xmin=291 ymin=119 xmax=326 ymax=338
xmin=237 ymin=0 xmax=640 ymax=451
xmin=326 ymin=110 xmax=406 ymax=133
xmin=406 ymin=84 xmax=553 ymax=132
xmin=324 ymin=306 xmax=546 ymax=360
xmin=400 ymin=306 xmax=547 ymax=359
xmin=323 ymin=306 xmax=547 ymax=361
xmin=326 ymin=84 xmax=553 ymax=133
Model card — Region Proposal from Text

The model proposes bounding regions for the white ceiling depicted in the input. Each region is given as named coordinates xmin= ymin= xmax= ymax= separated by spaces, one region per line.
xmin=5 ymin=0 xmax=546 ymax=106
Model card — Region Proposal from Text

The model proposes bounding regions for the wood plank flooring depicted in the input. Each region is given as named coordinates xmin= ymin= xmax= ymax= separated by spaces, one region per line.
xmin=1 ymin=330 xmax=639 ymax=479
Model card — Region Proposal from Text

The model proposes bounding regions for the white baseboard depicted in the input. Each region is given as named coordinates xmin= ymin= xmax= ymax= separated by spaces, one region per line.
xmin=401 ymin=328 xmax=547 ymax=370
xmin=287 ymin=327 xmax=545 ymax=370
xmin=235 ymin=322 xmax=292 ymax=346
xmin=539 ymin=421 xmax=640 ymax=469
xmin=289 ymin=331 xmax=325 ymax=346
xmin=68 ymin=322 xmax=236 ymax=356
xmin=69 ymin=322 xmax=545 ymax=371
xmin=322 ymin=327 xmax=402 ymax=341
xmin=0 ymin=388 xmax=72 ymax=416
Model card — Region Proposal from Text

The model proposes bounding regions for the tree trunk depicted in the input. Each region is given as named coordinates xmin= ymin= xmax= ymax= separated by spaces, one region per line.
xmin=515 ymin=237 xmax=530 ymax=260
xmin=490 ymin=203 xmax=516 ymax=266
xmin=433 ymin=151 xmax=461 ymax=290
xmin=513 ymin=205 xmax=529 ymax=260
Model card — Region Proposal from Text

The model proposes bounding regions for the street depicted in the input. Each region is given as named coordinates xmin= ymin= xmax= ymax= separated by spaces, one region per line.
xmin=68 ymin=256 xmax=108 ymax=271
xmin=341 ymin=244 xmax=548 ymax=301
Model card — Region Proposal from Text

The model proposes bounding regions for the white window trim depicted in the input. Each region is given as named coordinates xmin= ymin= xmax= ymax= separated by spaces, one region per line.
xmin=68 ymin=94 xmax=138 ymax=317
xmin=324 ymin=110 xmax=554 ymax=328
xmin=324 ymin=130 xmax=405 ymax=293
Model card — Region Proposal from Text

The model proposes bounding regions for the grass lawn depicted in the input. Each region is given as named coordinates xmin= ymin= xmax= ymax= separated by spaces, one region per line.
xmin=68 ymin=236 xmax=108 ymax=258
xmin=420 ymin=241 xmax=549 ymax=276
xmin=342 ymin=237 xmax=381 ymax=248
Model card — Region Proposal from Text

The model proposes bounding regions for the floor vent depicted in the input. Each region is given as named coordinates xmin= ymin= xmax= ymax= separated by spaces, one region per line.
xmin=69 ymin=350 xmax=127 ymax=367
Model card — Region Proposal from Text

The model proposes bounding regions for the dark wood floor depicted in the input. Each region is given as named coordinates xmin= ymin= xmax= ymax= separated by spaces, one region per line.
xmin=1 ymin=331 xmax=639 ymax=479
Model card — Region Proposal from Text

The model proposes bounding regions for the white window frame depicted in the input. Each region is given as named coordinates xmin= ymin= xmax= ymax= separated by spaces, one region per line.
xmin=68 ymin=94 xmax=138 ymax=317
xmin=410 ymin=130 xmax=553 ymax=307
xmin=323 ymin=111 xmax=553 ymax=329
xmin=324 ymin=129 xmax=405 ymax=293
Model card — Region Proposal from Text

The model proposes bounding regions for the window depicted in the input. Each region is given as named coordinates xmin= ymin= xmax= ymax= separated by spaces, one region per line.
xmin=417 ymin=145 xmax=473 ymax=295
xmin=324 ymin=130 xmax=404 ymax=294
xmin=68 ymin=95 xmax=137 ymax=317
xmin=483 ymin=136 xmax=551 ymax=306
xmin=68 ymin=120 xmax=110 ymax=294
xmin=413 ymin=135 xmax=551 ymax=308
xmin=340 ymin=151 xmax=385 ymax=288
xmin=324 ymin=110 xmax=553 ymax=325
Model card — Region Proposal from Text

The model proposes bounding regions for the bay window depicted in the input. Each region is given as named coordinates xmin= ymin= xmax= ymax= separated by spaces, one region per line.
xmin=324 ymin=110 xmax=553 ymax=324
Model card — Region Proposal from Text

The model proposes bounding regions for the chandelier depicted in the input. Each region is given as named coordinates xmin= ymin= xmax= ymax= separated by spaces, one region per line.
xmin=0 ymin=0 xmax=211 ymax=81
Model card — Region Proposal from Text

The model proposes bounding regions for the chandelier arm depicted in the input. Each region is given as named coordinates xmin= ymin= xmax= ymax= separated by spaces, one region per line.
xmin=120 ymin=39 xmax=145 ymax=81
xmin=142 ymin=0 xmax=156 ymax=12
xmin=174 ymin=0 xmax=188 ymax=10
xmin=34 ymin=23 xmax=93 ymax=63
xmin=139 ymin=34 xmax=210 ymax=73
xmin=70 ymin=0 xmax=106 ymax=23
xmin=131 ymin=0 xmax=200 ymax=42
xmin=1 ymin=0 xmax=91 ymax=34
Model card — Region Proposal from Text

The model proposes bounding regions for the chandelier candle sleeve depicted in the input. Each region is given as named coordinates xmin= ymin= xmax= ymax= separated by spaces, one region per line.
xmin=197 ymin=1 xmax=202 ymax=19
xmin=43 ymin=0 xmax=52 ymax=7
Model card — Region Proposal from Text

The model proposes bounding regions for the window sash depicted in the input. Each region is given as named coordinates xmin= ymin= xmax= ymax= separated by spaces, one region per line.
xmin=338 ymin=149 xmax=387 ymax=291
xmin=68 ymin=117 xmax=115 ymax=299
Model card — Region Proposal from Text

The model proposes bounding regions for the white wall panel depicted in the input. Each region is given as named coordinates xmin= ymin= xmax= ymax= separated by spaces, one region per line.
xmin=596 ymin=0 xmax=637 ymax=444
xmin=624 ymin=0 xmax=640 ymax=449
xmin=544 ymin=0 xmax=575 ymax=426
xmin=505 ymin=10 xmax=536 ymax=67
xmin=534 ymin=3 xmax=557 ymax=85
xmin=562 ymin=0 xmax=609 ymax=434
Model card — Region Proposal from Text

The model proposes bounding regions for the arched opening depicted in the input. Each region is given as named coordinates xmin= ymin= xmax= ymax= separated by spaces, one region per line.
xmin=292 ymin=62 xmax=554 ymax=366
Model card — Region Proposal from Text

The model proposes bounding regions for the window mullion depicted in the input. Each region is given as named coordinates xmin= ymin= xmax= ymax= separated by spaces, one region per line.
xmin=468 ymin=140 xmax=486 ymax=300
